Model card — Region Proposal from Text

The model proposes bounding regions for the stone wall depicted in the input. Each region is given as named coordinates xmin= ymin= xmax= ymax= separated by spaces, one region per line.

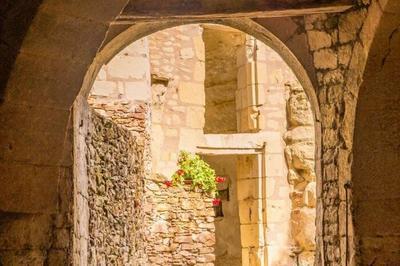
xmin=352 ymin=1 xmax=400 ymax=264
xmin=87 ymin=110 xmax=147 ymax=265
xmin=86 ymin=36 xmax=152 ymax=265
xmin=0 ymin=173 xmax=73 ymax=265
xmin=303 ymin=2 xmax=386 ymax=264
xmin=4 ymin=1 xmax=398 ymax=266
xmin=84 ymin=29 xmax=217 ymax=266
xmin=148 ymin=25 xmax=206 ymax=178
xmin=73 ymin=37 xmax=152 ymax=265
xmin=203 ymin=25 xmax=244 ymax=134
xmin=143 ymin=179 xmax=216 ymax=265
xmin=90 ymin=37 xmax=151 ymax=103
xmin=284 ymin=83 xmax=316 ymax=265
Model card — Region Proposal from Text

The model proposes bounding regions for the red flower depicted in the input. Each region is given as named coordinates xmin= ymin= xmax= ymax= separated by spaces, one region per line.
xmin=164 ymin=180 xmax=172 ymax=187
xmin=176 ymin=169 xmax=185 ymax=176
xmin=215 ymin=176 xmax=226 ymax=183
xmin=212 ymin=198 xmax=222 ymax=206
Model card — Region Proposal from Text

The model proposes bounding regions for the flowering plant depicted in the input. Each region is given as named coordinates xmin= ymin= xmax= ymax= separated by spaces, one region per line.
xmin=212 ymin=198 xmax=222 ymax=206
xmin=215 ymin=176 xmax=226 ymax=183
xmin=171 ymin=151 xmax=218 ymax=196
xmin=164 ymin=180 xmax=173 ymax=187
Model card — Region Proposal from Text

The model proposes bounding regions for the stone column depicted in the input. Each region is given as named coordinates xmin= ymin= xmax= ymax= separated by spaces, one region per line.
xmin=235 ymin=38 xmax=277 ymax=266
xmin=284 ymin=82 xmax=316 ymax=265
xmin=236 ymin=36 xmax=266 ymax=133
xmin=237 ymin=154 xmax=267 ymax=266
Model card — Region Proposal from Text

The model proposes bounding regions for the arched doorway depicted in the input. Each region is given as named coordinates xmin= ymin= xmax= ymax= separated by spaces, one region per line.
xmin=74 ymin=21 xmax=321 ymax=265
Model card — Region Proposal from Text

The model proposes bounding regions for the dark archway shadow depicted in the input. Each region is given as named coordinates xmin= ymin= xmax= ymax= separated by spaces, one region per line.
xmin=352 ymin=2 xmax=400 ymax=264
xmin=0 ymin=0 xmax=42 ymax=104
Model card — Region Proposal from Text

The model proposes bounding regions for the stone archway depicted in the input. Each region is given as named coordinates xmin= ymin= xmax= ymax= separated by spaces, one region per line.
xmin=74 ymin=19 xmax=322 ymax=265
xmin=5 ymin=2 xmax=386 ymax=265
xmin=352 ymin=1 xmax=400 ymax=264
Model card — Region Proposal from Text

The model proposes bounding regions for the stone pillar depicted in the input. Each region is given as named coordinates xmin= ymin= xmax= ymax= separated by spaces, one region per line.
xmin=237 ymin=154 xmax=267 ymax=266
xmin=284 ymin=82 xmax=316 ymax=265
xmin=236 ymin=36 xmax=266 ymax=132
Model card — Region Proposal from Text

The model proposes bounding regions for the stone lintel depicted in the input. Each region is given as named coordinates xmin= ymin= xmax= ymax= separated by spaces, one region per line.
xmin=119 ymin=0 xmax=352 ymax=20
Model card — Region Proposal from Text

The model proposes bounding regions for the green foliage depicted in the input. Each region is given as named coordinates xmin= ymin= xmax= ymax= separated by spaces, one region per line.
xmin=171 ymin=151 xmax=217 ymax=196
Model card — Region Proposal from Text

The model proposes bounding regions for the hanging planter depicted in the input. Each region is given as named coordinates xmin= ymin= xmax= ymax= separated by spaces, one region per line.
xmin=212 ymin=198 xmax=221 ymax=206
xmin=213 ymin=198 xmax=223 ymax=217
xmin=215 ymin=176 xmax=226 ymax=183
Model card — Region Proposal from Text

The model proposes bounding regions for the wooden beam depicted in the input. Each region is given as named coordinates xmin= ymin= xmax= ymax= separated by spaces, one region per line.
xmin=119 ymin=0 xmax=352 ymax=20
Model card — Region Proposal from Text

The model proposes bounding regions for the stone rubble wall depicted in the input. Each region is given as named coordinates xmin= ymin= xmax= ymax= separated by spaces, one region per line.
xmin=86 ymin=98 xmax=216 ymax=266
xmin=86 ymin=37 xmax=152 ymax=265
xmin=74 ymin=36 xmax=153 ymax=265
xmin=87 ymin=110 xmax=148 ymax=265
xmin=143 ymin=179 xmax=216 ymax=265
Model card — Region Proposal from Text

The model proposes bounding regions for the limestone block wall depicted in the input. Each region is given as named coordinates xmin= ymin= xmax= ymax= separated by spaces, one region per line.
xmin=0 ymin=171 xmax=73 ymax=265
xmin=203 ymin=25 xmax=245 ymax=134
xmin=86 ymin=111 xmax=147 ymax=265
xmin=234 ymin=38 xmax=306 ymax=266
xmin=90 ymin=37 xmax=151 ymax=103
xmin=256 ymin=42 xmax=293 ymax=266
xmin=148 ymin=25 xmax=206 ymax=178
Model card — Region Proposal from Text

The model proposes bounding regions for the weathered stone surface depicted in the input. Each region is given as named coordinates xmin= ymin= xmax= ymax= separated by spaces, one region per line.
xmin=298 ymin=251 xmax=316 ymax=266
xmin=203 ymin=26 xmax=244 ymax=133
xmin=284 ymin=126 xmax=314 ymax=144
xmin=339 ymin=9 xmax=367 ymax=43
xmin=284 ymin=82 xmax=316 ymax=263
xmin=291 ymin=208 xmax=316 ymax=251
xmin=87 ymin=110 xmax=148 ymax=265
xmin=178 ymin=82 xmax=205 ymax=105
xmin=285 ymin=142 xmax=315 ymax=171
xmin=313 ymin=48 xmax=338 ymax=69
xmin=1 ymin=1 xmax=396 ymax=265
xmin=304 ymin=182 xmax=316 ymax=208
xmin=307 ymin=30 xmax=332 ymax=51
xmin=144 ymin=182 xmax=215 ymax=265
xmin=286 ymin=84 xmax=314 ymax=127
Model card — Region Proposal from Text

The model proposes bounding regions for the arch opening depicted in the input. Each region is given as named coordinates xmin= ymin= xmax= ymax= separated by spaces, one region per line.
xmin=73 ymin=20 xmax=321 ymax=265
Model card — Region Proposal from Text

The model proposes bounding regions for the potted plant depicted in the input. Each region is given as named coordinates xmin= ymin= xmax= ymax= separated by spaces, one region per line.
xmin=170 ymin=151 xmax=218 ymax=196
